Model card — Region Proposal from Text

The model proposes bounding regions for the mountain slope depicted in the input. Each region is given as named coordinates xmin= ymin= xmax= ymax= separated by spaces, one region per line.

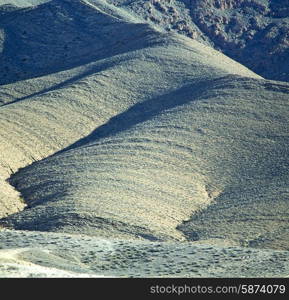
xmin=0 ymin=0 xmax=288 ymax=278
xmin=106 ymin=0 xmax=289 ymax=82
xmin=2 ymin=74 xmax=288 ymax=246
xmin=0 ymin=0 xmax=260 ymax=218
xmin=0 ymin=0 xmax=48 ymax=6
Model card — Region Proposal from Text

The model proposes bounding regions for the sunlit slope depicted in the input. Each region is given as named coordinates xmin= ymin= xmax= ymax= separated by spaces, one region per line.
xmin=2 ymin=76 xmax=288 ymax=246
xmin=0 ymin=0 xmax=260 ymax=218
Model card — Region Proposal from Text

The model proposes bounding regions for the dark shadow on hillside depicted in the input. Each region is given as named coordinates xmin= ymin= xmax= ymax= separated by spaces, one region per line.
xmin=54 ymin=75 xmax=240 ymax=155
xmin=0 ymin=0 xmax=163 ymax=85
xmin=0 ymin=57 xmax=126 ymax=107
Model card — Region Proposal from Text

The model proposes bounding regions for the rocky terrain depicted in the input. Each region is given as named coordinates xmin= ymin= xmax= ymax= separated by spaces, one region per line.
xmin=108 ymin=0 xmax=289 ymax=82
xmin=1 ymin=229 xmax=289 ymax=277
xmin=0 ymin=0 xmax=288 ymax=277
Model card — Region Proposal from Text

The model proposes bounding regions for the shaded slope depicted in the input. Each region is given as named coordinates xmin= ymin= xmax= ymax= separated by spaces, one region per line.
xmin=1 ymin=229 xmax=289 ymax=277
xmin=0 ymin=0 xmax=48 ymax=6
xmin=0 ymin=1 xmax=259 ymax=218
xmin=0 ymin=0 xmax=287 ymax=250
xmin=107 ymin=0 xmax=289 ymax=82
xmin=2 ymin=76 xmax=288 ymax=246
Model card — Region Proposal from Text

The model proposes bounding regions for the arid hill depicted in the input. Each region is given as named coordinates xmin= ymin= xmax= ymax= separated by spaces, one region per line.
xmin=0 ymin=0 xmax=288 ymax=277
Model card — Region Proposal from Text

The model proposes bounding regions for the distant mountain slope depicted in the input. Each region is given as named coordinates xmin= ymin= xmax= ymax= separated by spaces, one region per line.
xmin=2 ymin=74 xmax=288 ymax=247
xmin=106 ymin=0 xmax=289 ymax=82
xmin=2 ymin=0 xmax=288 ymax=82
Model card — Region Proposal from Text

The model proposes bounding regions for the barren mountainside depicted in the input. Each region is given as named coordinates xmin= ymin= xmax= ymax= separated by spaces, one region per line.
xmin=0 ymin=0 xmax=288 ymax=278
